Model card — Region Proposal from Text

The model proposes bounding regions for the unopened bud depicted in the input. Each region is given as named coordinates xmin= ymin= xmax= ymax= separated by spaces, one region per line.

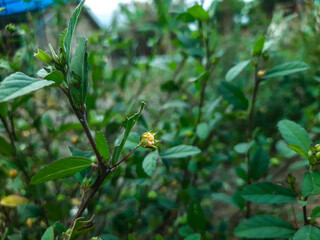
xmin=257 ymin=70 xmax=266 ymax=78
xmin=140 ymin=131 xmax=159 ymax=149
xmin=8 ymin=169 xmax=18 ymax=178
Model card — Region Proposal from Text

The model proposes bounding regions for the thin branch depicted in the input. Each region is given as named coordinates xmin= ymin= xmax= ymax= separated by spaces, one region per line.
xmin=110 ymin=145 xmax=140 ymax=171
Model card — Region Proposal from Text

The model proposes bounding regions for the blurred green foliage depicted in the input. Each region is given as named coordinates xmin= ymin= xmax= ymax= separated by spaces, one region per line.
xmin=1 ymin=0 xmax=320 ymax=239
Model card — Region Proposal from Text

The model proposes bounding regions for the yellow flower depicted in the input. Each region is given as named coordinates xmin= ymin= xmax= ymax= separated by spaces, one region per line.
xmin=140 ymin=131 xmax=159 ymax=149
xmin=8 ymin=169 xmax=18 ymax=178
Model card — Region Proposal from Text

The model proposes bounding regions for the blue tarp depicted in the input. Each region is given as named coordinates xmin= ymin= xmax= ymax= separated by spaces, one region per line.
xmin=0 ymin=0 xmax=76 ymax=16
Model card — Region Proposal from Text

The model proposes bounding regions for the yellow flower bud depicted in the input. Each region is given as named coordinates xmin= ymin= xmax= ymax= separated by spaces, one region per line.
xmin=71 ymin=136 xmax=78 ymax=143
xmin=8 ymin=169 xmax=18 ymax=178
xmin=26 ymin=218 xmax=33 ymax=227
xmin=140 ymin=131 xmax=159 ymax=149
xmin=257 ymin=70 xmax=266 ymax=78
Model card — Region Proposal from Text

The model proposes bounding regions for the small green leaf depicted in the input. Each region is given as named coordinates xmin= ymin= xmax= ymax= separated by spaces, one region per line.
xmin=263 ymin=61 xmax=309 ymax=79
xmin=196 ymin=122 xmax=209 ymax=140
xmin=187 ymin=200 xmax=205 ymax=231
xmin=234 ymin=215 xmax=295 ymax=238
xmin=287 ymin=144 xmax=308 ymax=159
xmin=293 ymin=225 xmax=320 ymax=240
xmin=155 ymin=234 xmax=164 ymax=240
xmin=176 ymin=12 xmax=195 ymax=22
xmin=41 ymin=226 xmax=54 ymax=240
xmin=249 ymin=147 xmax=270 ymax=181
xmin=218 ymin=81 xmax=248 ymax=110
xmin=225 ymin=60 xmax=250 ymax=82
xmin=160 ymin=145 xmax=201 ymax=159
xmin=278 ymin=120 xmax=311 ymax=156
xmin=242 ymin=182 xmax=297 ymax=204
xmin=34 ymin=49 xmax=52 ymax=65
xmin=112 ymin=101 xmax=145 ymax=164
xmin=95 ymin=131 xmax=110 ymax=160
xmin=187 ymin=5 xmax=209 ymax=21
xmin=179 ymin=226 xmax=194 ymax=237
xmin=0 ymin=136 xmax=14 ymax=156
xmin=30 ymin=157 xmax=92 ymax=184
xmin=0 ymin=72 xmax=54 ymax=103
xmin=70 ymin=37 xmax=88 ymax=104
xmin=189 ymin=71 xmax=210 ymax=83
xmin=234 ymin=141 xmax=254 ymax=154
xmin=252 ymin=36 xmax=266 ymax=57
xmin=185 ymin=234 xmax=201 ymax=240
xmin=302 ymin=171 xmax=320 ymax=197
xmin=64 ymin=0 xmax=85 ymax=63
xmin=44 ymin=71 xmax=64 ymax=84
xmin=0 ymin=8 xmax=6 ymax=14
xmin=142 ymin=150 xmax=159 ymax=176
xmin=311 ymin=206 xmax=320 ymax=219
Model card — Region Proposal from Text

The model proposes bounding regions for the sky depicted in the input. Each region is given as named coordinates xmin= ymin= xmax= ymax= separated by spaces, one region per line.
xmin=85 ymin=0 xmax=215 ymax=27
xmin=85 ymin=0 xmax=254 ymax=27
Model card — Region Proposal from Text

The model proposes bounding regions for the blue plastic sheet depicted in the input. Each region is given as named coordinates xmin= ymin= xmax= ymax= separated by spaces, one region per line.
xmin=0 ymin=0 xmax=76 ymax=16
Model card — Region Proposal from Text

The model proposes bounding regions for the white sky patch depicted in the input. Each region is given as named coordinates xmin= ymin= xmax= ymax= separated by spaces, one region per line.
xmin=85 ymin=0 xmax=254 ymax=27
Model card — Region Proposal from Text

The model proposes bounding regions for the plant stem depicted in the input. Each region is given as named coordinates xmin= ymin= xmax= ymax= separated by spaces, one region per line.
xmin=0 ymin=115 xmax=30 ymax=181
xmin=110 ymin=145 xmax=140 ymax=171
xmin=303 ymin=204 xmax=308 ymax=225
xmin=245 ymin=64 xmax=261 ymax=219
xmin=64 ymin=90 xmax=104 ymax=169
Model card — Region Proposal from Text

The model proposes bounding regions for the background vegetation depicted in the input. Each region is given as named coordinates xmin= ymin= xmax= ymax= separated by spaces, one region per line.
xmin=1 ymin=0 xmax=320 ymax=239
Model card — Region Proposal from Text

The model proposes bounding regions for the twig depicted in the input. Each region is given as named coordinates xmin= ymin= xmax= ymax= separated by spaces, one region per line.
xmin=110 ymin=145 xmax=140 ymax=171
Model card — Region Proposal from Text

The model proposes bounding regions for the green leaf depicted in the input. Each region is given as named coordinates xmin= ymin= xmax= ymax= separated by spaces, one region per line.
xmin=64 ymin=0 xmax=85 ymax=64
xmin=185 ymin=234 xmax=201 ymax=240
xmin=41 ymin=226 xmax=54 ymax=240
xmin=0 ymin=136 xmax=14 ymax=156
xmin=234 ymin=141 xmax=254 ymax=154
xmin=263 ymin=61 xmax=309 ymax=79
xmin=70 ymin=37 xmax=88 ymax=103
xmin=0 ymin=72 xmax=54 ymax=103
xmin=311 ymin=206 xmax=320 ymax=219
xmin=142 ymin=150 xmax=159 ymax=176
xmin=225 ymin=60 xmax=250 ymax=82
xmin=278 ymin=120 xmax=311 ymax=156
xmin=160 ymin=145 xmax=201 ymax=159
xmin=112 ymin=101 xmax=145 ymax=164
xmin=218 ymin=81 xmax=248 ymax=110
xmin=249 ymin=147 xmax=270 ymax=180
xmin=189 ymin=71 xmax=210 ymax=83
xmin=30 ymin=157 xmax=92 ymax=184
xmin=187 ymin=200 xmax=205 ymax=231
xmin=293 ymin=225 xmax=320 ymax=240
xmin=242 ymin=182 xmax=297 ymax=204
xmin=179 ymin=226 xmax=194 ymax=237
xmin=211 ymin=193 xmax=239 ymax=208
xmin=234 ymin=215 xmax=295 ymax=238
xmin=155 ymin=234 xmax=164 ymax=240
xmin=187 ymin=5 xmax=209 ymax=21
xmin=288 ymin=144 xmax=308 ymax=159
xmin=17 ymin=203 xmax=41 ymax=219
xmin=44 ymin=71 xmax=64 ymax=84
xmin=252 ymin=36 xmax=266 ymax=57
xmin=302 ymin=172 xmax=320 ymax=197
xmin=196 ymin=122 xmax=209 ymax=140
xmin=95 ymin=131 xmax=110 ymax=160
xmin=176 ymin=12 xmax=195 ymax=22
xmin=0 ymin=8 xmax=5 ymax=14
xmin=34 ymin=49 xmax=52 ymax=65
